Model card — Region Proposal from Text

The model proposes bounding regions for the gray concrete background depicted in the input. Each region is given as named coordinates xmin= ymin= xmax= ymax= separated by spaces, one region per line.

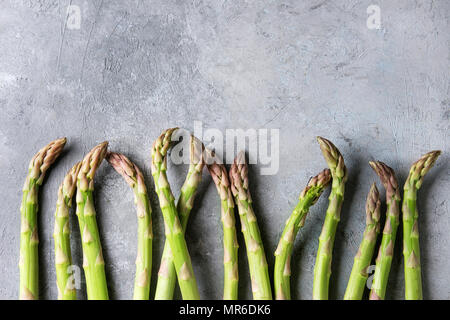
xmin=0 ymin=0 xmax=449 ymax=300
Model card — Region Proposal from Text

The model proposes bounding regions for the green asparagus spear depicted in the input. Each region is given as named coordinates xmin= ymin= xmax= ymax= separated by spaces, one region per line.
xmin=19 ymin=137 xmax=67 ymax=300
xmin=106 ymin=152 xmax=153 ymax=300
xmin=76 ymin=141 xmax=109 ymax=300
xmin=229 ymin=151 xmax=272 ymax=300
xmin=403 ymin=151 xmax=441 ymax=300
xmin=151 ymin=128 xmax=200 ymax=300
xmin=206 ymin=152 xmax=239 ymax=300
xmin=368 ymin=161 xmax=400 ymax=300
xmin=312 ymin=137 xmax=347 ymax=300
xmin=344 ymin=183 xmax=381 ymax=300
xmin=54 ymin=161 xmax=81 ymax=300
xmin=154 ymin=135 xmax=204 ymax=300
xmin=274 ymin=169 xmax=331 ymax=300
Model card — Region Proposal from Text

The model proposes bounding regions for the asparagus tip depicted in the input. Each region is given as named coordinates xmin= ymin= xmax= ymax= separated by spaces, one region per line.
xmin=366 ymin=182 xmax=381 ymax=225
xmin=189 ymin=135 xmax=205 ymax=166
xmin=229 ymin=151 xmax=249 ymax=200
xmin=307 ymin=168 xmax=331 ymax=188
xmin=106 ymin=152 xmax=140 ymax=188
xmin=405 ymin=150 xmax=441 ymax=190
xmin=316 ymin=137 xmax=346 ymax=179
xmin=79 ymin=141 xmax=108 ymax=180
xmin=29 ymin=137 xmax=67 ymax=183
xmin=152 ymin=128 xmax=179 ymax=159
xmin=300 ymin=168 xmax=331 ymax=199
xmin=235 ymin=150 xmax=246 ymax=165
xmin=368 ymin=160 xmax=399 ymax=200
xmin=62 ymin=161 xmax=82 ymax=198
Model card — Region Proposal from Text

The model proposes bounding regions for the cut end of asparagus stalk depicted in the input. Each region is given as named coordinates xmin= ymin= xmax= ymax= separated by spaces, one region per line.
xmin=28 ymin=137 xmax=67 ymax=184
xmin=316 ymin=136 xmax=346 ymax=180
xmin=369 ymin=161 xmax=400 ymax=201
xmin=366 ymin=183 xmax=381 ymax=226
xmin=404 ymin=150 xmax=441 ymax=190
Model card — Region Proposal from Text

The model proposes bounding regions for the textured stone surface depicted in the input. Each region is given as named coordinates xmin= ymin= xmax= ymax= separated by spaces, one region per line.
xmin=0 ymin=0 xmax=448 ymax=299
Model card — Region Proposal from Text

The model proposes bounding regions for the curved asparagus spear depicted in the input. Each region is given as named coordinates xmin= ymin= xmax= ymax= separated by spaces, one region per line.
xmin=106 ymin=152 xmax=153 ymax=300
xmin=368 ymin=161 xmax=400 ymax=300
xmin=402 ymin=151 xmax=441 ymax=300
xmin=229 ymin=151 xmax=272 ymax=300
xmin=154 ymin=135 xmax=204 ymax=300
xmin=54 ymin=162 xmax=81 ymax=300
xmin=274 ymin=169 xmax=331 ymax=300
xmin=19 ymin=137 xmax=66 ymax=300
xmin=207 ymin=153 xmax=239 ymax=300
xmin=151 ymin=128 xmax=200 ymax=300
xmin=76 ymin=142 xmax=109 ymax=300
xmin=344 ymin=183 xmax=381 ymax=300
xmin=312 ymin=137 xmax=347 ymax=300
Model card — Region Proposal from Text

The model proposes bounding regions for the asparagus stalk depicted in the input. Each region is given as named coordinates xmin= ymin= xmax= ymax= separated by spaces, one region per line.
xmin=206 ymin=152 xmax=239 ymax=300
xmin=75 ymin=141 xmax=109 ymax=300
xmin=312 ymin=137 xmax=347 ymax=300
xmin=154 ymin=135 xmax=204 ymax=300
xmin=19 ymin=137 xmax=67 ymax=300
xmin=106 ymin=152 xmax=153 ymax=300
xmin=274 ymin=169 xmax=331 ymax=300
xmin=54 ymin=161 xmax=81 ymax=300
xmin=368 ymin=161 xmax=400 ymax=300
xmin=151 ymin=128 xmax=200 ymax=300
xmin=229 ymin=151 xmax=272 ymax=300
xmin=402 ymin=150 xmax=441 ymax=300
xmin=344 ymin=183 xmax=381 ymax=300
